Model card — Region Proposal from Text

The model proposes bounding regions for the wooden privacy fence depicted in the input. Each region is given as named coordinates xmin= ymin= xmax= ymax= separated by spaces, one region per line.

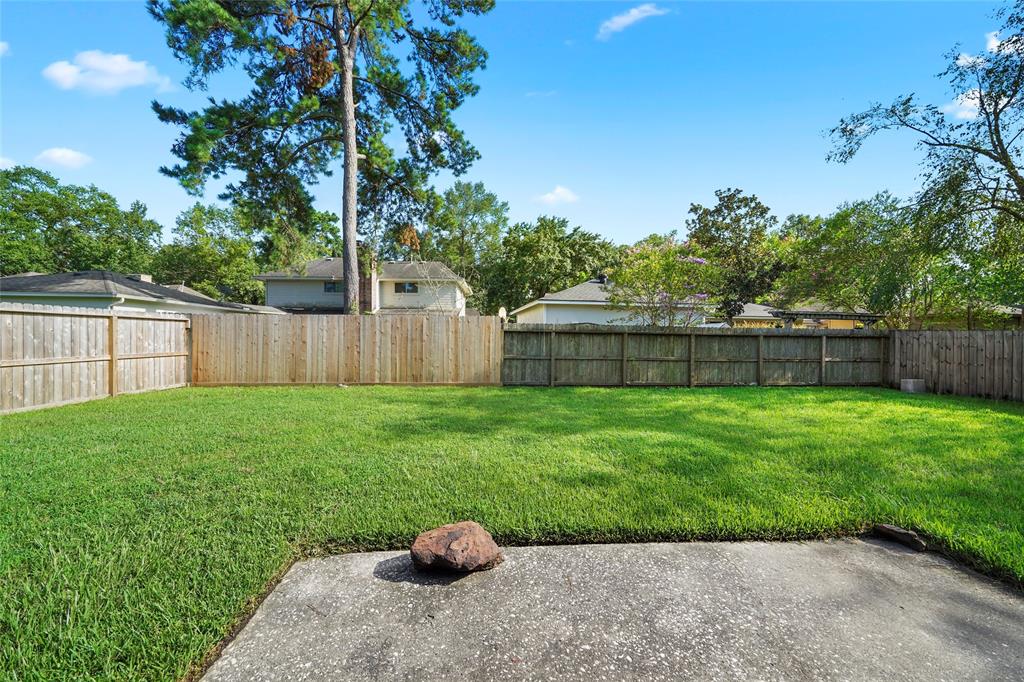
xmin=502 ymin=324 xmax=888 ymax=387
xmin=1 ymin=303 xmax=190 ymax=413
xmin=191 ymin=313 xmax=503 ymax=386
xmin=891 ymin=330 xmax=1024 ymax=401
xmin=5 ymin=307 xmax=1024 ymax=413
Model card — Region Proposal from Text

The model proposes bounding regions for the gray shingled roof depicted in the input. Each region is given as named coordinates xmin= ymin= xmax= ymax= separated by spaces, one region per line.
xmin=516 ymin=279 xmax=711 ymax=313
xmin=377 ymin=261 xmax=463 ymax=282
xmin=256 ymin=257 xmax=345 ymax=280
xmin=789 ymin=299 xmax=874 ymax=315
xmin=0 ymin=271 xmax=246 ymax=310
xmin=257 ymin=258 xmax=464 ymax=282
xmin=163 ymin=283 xmax=217 ymax=301
xmin=734 ymin=303 xmax=778 ymax=319
xmin=538 ymin=279 xmax=611 ymax=303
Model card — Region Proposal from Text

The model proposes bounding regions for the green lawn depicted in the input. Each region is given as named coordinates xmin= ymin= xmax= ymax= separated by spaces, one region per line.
xmin=2 ymin=386 xmax=1023 ymax=680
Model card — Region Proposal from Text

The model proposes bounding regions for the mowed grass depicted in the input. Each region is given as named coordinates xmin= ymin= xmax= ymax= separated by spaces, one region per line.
xmin=2 ymin=386 xmax=1023 ymax=679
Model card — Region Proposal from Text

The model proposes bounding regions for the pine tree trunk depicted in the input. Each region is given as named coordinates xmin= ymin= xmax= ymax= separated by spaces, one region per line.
xmin=334 ymin=8 xmax=360 ymax=315
xmin=340 ymin=45 xmax=360 ymax=314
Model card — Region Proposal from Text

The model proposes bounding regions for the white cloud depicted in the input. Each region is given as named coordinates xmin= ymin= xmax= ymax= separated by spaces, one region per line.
xmin=956 ymin=53 xmax=985 ymax=68
xmin=955 ymin=31 xmax=1024 ymax=68
xmin=0 ymin=156 xmax=15 ymax=169
xmin=986 ymin=31 xmax=1002 ymax=52
xmin=35 ymin=147 xmax=93 ymax=169
xmin=42 ymin=50 xmax=172 ymax=94
xmin=538 ymin=185 xmax=580 ymax=205
xmin=596 ymin=4 xmax=670 ymax=41
xmin=0 ymin=42 xmax=9 ymax=57
xmin=941 ymin=89 xmax=981 ymax=120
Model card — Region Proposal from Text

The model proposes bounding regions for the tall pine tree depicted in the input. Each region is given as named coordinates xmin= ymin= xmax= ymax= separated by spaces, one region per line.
xmin=150 ymin=0 xmax=492 ymax=311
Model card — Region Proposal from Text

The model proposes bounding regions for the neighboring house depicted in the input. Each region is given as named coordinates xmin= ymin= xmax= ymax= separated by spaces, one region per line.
xmin=717 ymin=303 xmax=781 ymax=328
xmin=707 ymin=301 xmax=885 ymax=329
xmin=0 ymin=271 xmax=279 ymax=315
xmin=255 ymin=258 xmax=472 ymax=316
xmin=511 ymin=276 xmax=706 ymax=326
xmin=993 ymin=304 xmax=1024 ymax=329
xmin=771 ymin=301 xmax=883 ymax=329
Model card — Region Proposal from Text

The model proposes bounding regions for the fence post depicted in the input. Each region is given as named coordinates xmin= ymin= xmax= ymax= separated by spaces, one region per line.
xmin=819 ymin=335 xmax=826 ymax=386
xmin=621 ymin=332 xmax=628 ymax=387
xmin=757 ymin=335 xmax=764 ymax=386
xmin=108 ymin=313 xmax=118 ymax=396
xmin=185 ymin=317 xmax=194 ymax=386
xmin=881 ymin=333 xmax=889 ymax=388
xmin=549 ymin=330 xmax=555 ymax=387
xmin=689 ymin=333 xmax=696 ymax=387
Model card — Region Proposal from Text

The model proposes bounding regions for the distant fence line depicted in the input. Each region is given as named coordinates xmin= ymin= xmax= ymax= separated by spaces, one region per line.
xmin=2 ymin=304 xmax=1022 ymax=414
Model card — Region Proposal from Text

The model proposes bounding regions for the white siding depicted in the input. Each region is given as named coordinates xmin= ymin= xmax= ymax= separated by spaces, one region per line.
xmin=0 ymin=294 xmax=247 ymax=315
xmin=264 ymin=279 xmax=345 ymax=308
xmin=515 ymin=303 xmax=630 ymax=325
xmin=0 ymin=295 xmax=113 ymax=310
xmin=378 ymin=281 xmax=465 ymax=315
xmin=515 ymin=303 xmax=704 ymax=326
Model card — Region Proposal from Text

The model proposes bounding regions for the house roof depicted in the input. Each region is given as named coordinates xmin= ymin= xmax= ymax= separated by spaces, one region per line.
xmin=511 ymin=278 xmax=706 ymax=316
xmin=376 ymin=261 xmax=464 ymax=282
xmin=163 ymin=283 xmax=217 ymax=300
xmin=538 ymin=279 xmax=613 ymax=303
xmin=993 ymin=304 xmax=1024 ymax=317
xmin=256 ymin=257 xmax=346 ymax=280
xmin=256 ymin=258 xmax=471 ymax=294
xmin=788 ymin=299 xmax=874 ymax=316
xmin=732 ymin=303 xmax=778 ymax=320
xmin=0 ymin=271 xmax=248 ymax=311
xmin=510 ymin=279 xmax=611 ymax=315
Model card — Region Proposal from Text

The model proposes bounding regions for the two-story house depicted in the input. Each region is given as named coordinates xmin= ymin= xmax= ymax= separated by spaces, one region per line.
xmin=256 ymin=258 xmax=472 ymax=316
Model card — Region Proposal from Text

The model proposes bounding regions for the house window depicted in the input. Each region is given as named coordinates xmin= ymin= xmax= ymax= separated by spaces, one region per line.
xmin=324 ymin=281 xmax=341 ymax=293
xmin=394 ymin=282 xmax=418 ymax=294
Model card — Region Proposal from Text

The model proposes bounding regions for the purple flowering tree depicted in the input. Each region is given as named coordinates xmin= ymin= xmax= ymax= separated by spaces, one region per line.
xmin=607 ymin=234 xmax=720 ymax=327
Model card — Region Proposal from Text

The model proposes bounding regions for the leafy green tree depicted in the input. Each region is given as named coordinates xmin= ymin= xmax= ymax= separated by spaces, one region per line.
xmin=483 ymin=216 xmax=617 ymax=315
xmin=780 ymin=195 xmax=961 ymax=328
xmin=607 ymin=234 xmax=719 ymax=327
xmin=940 ymin=214 xmax=1024 ymax=327
xmin=151 ymin=204 xmax=265 ymax=303
xmin=150 ymin=0 xmax=494 ymax=313
xmin=685 ymin=188 xmax=785 ymax=320
xmin=0 ymin=166 xmax=161 ymax=276
xmin=830 ymin=1 xmax=1024 ymax=226
xmin=421 ymin=181 xmax=507 ymax=304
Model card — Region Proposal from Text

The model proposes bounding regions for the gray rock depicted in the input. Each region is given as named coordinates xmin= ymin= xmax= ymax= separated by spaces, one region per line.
xmin=874 ymin=523 xmax=927 ymax=551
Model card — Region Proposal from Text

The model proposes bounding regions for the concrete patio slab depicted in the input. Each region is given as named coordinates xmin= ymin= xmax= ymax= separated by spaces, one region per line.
xmin=203 ymin=539 xmax=1024 ymax=681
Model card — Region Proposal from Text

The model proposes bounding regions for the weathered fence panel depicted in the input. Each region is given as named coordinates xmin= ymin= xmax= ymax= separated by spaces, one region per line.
xmin=502 ymin=325 xmax=889 ymax=389
xmin=891 ymin=330 xmax=1023 ymax=401
xmin=1 ymin=303 xmax=190 ymax=413
xmin=191 ymin=314 xmax=503 ymax=386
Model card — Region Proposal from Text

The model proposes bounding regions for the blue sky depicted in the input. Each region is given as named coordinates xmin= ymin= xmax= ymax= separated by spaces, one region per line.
xmin=0 ymin=1 xmax=1004 ymax=245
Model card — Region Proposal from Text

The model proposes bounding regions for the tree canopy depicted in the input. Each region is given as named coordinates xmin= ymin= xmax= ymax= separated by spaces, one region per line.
xmin=0 ymin=166 xmax=162 ymax=276
xmin=607 ymin=234 xmax=718 ymax=327
xmin=151 ymin=204 xmax=266 ymax=303
xmin=831 ymin=2 xmax=1024 ymax=229
xmin=480 ymin=216 xmax=617 ymax=314
xmin=685 ymin=188 xmax=786 ymax=320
